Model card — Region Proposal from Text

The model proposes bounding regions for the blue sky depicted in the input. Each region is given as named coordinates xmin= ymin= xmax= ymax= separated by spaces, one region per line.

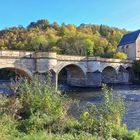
xmin=0 ymin=0 xmax=140 ymax=30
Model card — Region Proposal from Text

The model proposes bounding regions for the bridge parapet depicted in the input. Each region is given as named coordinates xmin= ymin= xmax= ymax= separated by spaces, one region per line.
xmin=0 ymin=51 xmax=57 ymax=59
xmin=0 ymin=51 xmax=34 ymax=58
xmin=0 ymin=51 xmax=133 ymax=64
xmin=57 ymin=54 xmax=133 ymax=63
xmin=88 ymin=57 xmax=133 ymax=63
xmin=57 ymin=54 xmax=87 ymax=61
xmin=33 ymin=52 xmax=57 ymax=58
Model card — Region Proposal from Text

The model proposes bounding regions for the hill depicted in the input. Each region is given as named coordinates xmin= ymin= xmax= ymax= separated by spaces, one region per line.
xmin=0 ymin=19 xmax=129 ymax=58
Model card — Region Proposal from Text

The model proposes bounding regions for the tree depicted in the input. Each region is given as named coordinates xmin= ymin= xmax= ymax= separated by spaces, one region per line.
xmin=30 ymin=35 xmax=47 ymax=51
xmin=0 ymin=19 xmax=128 ymax=56
xmin=27 ymin=19 xmax=50 ymax=30
xmin=52 ymin=22 xmax=60 ymax=31
xmin=84 ymin=39 xmax=94 ymax=56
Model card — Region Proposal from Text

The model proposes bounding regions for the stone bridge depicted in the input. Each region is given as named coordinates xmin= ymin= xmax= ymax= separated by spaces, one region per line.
xmin=0 ymin=51 xmax=133 ymax=89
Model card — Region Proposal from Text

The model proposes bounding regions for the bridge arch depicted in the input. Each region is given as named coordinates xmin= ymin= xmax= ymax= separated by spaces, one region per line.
xmin=0 ymin=66 xmax=32 ymax=80
xmin=102 ymin=66 xmax=117 ymax=84
xmin=58 ymin=64 xmax=86 ymax=87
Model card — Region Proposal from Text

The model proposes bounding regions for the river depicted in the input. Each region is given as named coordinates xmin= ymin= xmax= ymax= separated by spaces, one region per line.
xmin=61 ymin=84 xmax=140 ymax=130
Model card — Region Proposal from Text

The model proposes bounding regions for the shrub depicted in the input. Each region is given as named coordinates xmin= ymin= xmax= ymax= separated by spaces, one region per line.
xmin=0 ymin=77 xmax=74 ymax=136
xmin=1 ymin=78 xmax=140 ymax=139
xmin=18 ymin=78 xmax=74 ymax=134
xmin=79 ymin=85 xmax=125 ymax=139
xmin=123 ymin=130 xmax=140 ymax=140
xmin=0 ymin=114 xmax=20 ymax=140
xmin=113 ymin=51 xmax=128 ymax=60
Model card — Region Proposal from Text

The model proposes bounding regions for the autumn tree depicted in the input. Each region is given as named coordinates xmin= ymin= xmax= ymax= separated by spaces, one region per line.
xmin=0 ymin=19 xmax=128 ymax=57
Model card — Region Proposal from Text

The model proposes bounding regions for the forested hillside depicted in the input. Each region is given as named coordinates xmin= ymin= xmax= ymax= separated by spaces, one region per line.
xmin=0 ymin=19 xmax=128 ymax=58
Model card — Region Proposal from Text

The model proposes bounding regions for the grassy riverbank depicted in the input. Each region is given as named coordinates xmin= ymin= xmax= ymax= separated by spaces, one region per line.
xmin=1 ymin=79 xmax=140 ymax=140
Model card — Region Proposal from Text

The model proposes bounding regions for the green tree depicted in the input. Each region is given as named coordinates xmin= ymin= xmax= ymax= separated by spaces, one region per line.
xmin=27 ymin=19 xmax=50 ymax=30
xmin=84 ymin=39 xmax=94 ymax=56
xmin=30 ymin=35 xmax=47 ymax=51
xmin=0 ymin=19 xmax=128 ymax=57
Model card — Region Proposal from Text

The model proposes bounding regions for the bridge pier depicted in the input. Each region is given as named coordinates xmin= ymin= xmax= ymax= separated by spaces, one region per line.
xmin=86 ymin=71 xmax=102 ymax=87
xmin=118 ymin=68 xmax=130 ymax=84
xmin=51 ymin=72 xmax=58 ymax=90
xmin=33 ymin=72 xmax=58 ymax=90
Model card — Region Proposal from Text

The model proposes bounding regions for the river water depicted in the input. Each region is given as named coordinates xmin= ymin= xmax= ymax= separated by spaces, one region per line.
xmin=62 ymin=84 xmax=140 ymax=130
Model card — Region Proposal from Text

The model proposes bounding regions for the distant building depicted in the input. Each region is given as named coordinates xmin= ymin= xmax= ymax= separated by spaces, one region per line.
xmin=118 ymin=30 xmax=140 ymax=60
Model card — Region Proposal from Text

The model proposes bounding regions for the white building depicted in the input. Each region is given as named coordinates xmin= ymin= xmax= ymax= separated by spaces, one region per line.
xmin=118 ymin=30 xmax=140 ymax=60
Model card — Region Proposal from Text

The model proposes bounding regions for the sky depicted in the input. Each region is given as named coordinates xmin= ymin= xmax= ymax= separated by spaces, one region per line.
xmin=0 ymin=0 xmax=140 ymax=31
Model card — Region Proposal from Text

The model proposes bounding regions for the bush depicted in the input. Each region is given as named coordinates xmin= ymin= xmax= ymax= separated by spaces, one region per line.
xmin=0 ymin=114 xmax=21 ymax=140
xmin=0 ymin=77 xmax=74 ymax=135
xmin=1 ymin=78 xmax=140 ymax=139
xmin=113 ymin=52 xmax=128 ymax=60
xmin=79 ymin=85 xmax=125 ymax=139
xmin=20 ymin=79 xmax=75 ymax=134
xmin=123 ymin=130 xmax=140 ymax=140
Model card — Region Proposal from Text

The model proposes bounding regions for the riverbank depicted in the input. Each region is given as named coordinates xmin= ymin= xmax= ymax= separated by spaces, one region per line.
xmin=1 ymin=79 xmax=140 ymax=140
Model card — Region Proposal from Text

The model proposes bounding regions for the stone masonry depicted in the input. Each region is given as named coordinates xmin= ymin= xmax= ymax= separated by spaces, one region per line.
xmin=0 ymin=51 xmax=133 ymax=89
